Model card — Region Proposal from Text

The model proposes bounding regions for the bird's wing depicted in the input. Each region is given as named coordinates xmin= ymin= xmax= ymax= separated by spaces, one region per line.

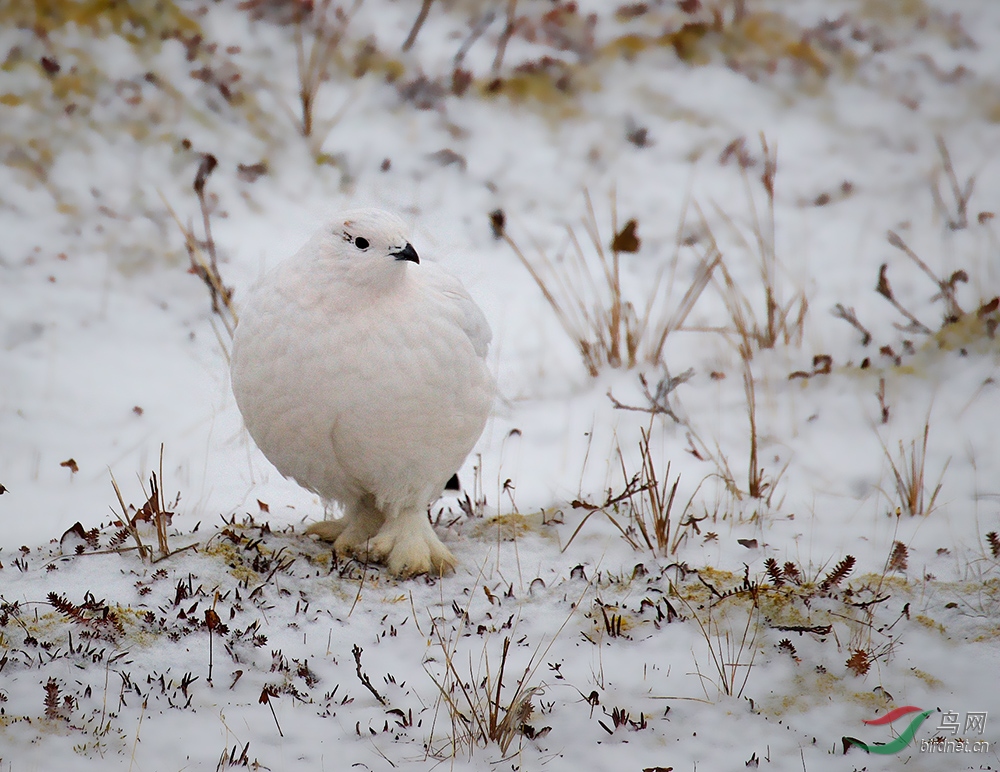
xmin=449 ymin=286 xmax=492 ymax=358
xmin=423 ymin=264 xmax=492 ymax=358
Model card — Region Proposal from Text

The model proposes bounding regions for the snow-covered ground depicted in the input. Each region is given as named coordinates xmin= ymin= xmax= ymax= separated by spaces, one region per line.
xmin=2 ymin=1 xmax=999 ymax=769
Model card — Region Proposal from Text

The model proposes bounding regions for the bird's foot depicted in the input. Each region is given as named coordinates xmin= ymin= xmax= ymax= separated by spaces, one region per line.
xmin=369 ymin=516 xmax=457 ymax=578
xmin=306 ymin=516 xmax=381 ymax=561
xmin=305 ymin=519 xmax=347 ymax=542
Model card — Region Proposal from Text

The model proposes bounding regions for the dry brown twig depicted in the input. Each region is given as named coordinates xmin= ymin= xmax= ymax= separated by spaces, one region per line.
xmin=876 ymin=377 xmax=889 ymax=424
xmin=402 ymin=0 xmax=434 ymax=51
xmin=352 ymin=644 xmax=386 ymax=706
xmin=607 ymin=369 xmax=693 ymax=423
xmin=107 ymin=445 xmax=193 ymax=564
xmin=110 ymin=472 xmax=152 ymax=563
xmin=491 ymin=0 xmax=519 ymax=77
xmin=161 ymin=155 xmax=239 ymax=357
xmin=742 ymin=363 xmax=786 ymax=505
xmin=875 ymin=262 xmax=931 ymax=335
xmin=831 ymin=303 xmax=872 ymax=346
xmin=564 ymin=424 xmax=704 ymax=557
xmin=289 ymin=0 xmax=360 ymax=147
xmin=931 ymin=135 xmax=975 ymax=231
xmin=886 ymin=229 xmax=967 ymax=322
xmin=191 ymin=154 xmax=233 ymax=318
xmin=453 ymin=10 xmax=496 ymax=72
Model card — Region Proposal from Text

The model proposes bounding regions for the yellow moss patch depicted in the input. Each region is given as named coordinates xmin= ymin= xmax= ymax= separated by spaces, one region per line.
xmin=2 ymin=0 xmax=200 ymax=43
xmin=664 ymin=23 xmax=712 ymax=64
xmin=914 ymin=614 xmax=946 ymax=634
xmin=347 ymin=42 xmax=406 ymax=82
xmin=477 ymin=72 xmax=582 ymax=117
xmin=724 ymin=12 xmax=834 ymax=76
xmin=933 ymin=313 xmax=1000 ymax=351
xmin=767 ymin=669 xmax=902 ymax=717
xmin=599 ymin=33 xmax=656 ymax=61
xmin=50 ymin=73 xmax=96 ymax=101
xmin=470 ymin=511 xmax=549 ymax=542
xmin=586 ymin=602 xmax=636 ymax=638
xmin=860 ymin=0 xmax=929 ymax=23
xmin=199 ymin=540 xmax=261 ymax=584
xmin=912 ymin=668 xmax=943 ymax=689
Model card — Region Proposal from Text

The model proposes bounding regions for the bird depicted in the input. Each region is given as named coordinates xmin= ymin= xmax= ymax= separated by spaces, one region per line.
xmin=230 ymin=208 xmax=494 ymax=577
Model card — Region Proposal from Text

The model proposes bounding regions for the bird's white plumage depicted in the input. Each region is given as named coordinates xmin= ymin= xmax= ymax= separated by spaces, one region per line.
xmin=230 ymin=209 xmax=494 ymax=576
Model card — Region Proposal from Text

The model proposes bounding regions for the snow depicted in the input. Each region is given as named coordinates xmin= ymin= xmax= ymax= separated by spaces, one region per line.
xmin=2 ymin=0 xmax=999 ymax=769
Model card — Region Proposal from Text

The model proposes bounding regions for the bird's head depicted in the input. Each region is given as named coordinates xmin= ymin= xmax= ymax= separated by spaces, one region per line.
xmin=308 ymin=208 xmax=419 ymax=289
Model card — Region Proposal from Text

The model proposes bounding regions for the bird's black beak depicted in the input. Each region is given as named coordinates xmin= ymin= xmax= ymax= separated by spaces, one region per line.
xmin=392 ymin=243 xmax=419 ymax=264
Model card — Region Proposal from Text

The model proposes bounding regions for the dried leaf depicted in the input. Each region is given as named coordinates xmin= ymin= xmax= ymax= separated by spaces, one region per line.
xmin=60 ymin=458 xmax=79 ymax=474
xmin=812 ymin=354 xmax=832 ymax=374
xmin=489 ymin=209 xmax=506 ymax=239
xmin=977 ymin=297 xmax=999 ymax=317
xmin=427 ymin=148 xmax=466 ymax=170
xmin=237 ymin=161 xmax=268 ymax=183
xmin=875 ymin=263 xmax=893 ymax=299
xmin=59 ymin=522 xmax=98 ymax=552
xmin=611 ymin=219 xmax=641 ymax=253
xmin=945 ymin=269 xmax=968 ymax=289
xmin=194 ymin=153 xmax=218 ymax=195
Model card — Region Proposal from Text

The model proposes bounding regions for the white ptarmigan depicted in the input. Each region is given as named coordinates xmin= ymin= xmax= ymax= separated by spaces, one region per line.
xmin=230 ymin=209 xmax=494 ymax=577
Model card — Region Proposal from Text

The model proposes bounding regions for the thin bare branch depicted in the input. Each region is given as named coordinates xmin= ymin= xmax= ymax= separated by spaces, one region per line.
xmin=402 ymin=0 xmax=434 ymax=52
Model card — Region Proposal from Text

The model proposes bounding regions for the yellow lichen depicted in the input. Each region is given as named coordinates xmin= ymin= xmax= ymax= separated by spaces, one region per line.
xmin=933 ymin=313 xmax=1000 ymax=352
xmin=914 ymin=614 xmax=947 ymax=634
xmin=471 ymin=512 xmax=544 ymax=541
xmin=911 ymin=668 xmax=943 ymax=688
xmin=3 ymin=0 xmax=200 ymax=42
xmin=600 ymin=33 xmax=654 ymax=61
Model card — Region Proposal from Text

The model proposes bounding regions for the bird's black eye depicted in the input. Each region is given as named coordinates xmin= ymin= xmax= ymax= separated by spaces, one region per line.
xmin=354 ymin=237 xmax=370 ymax=250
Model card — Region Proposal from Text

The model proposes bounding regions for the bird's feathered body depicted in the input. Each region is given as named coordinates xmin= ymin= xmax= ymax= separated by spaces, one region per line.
xmin=230 ymin=209 xmax=493 ymax=576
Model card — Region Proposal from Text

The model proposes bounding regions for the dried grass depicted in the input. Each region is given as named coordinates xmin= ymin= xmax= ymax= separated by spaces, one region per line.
xmin=504 ymin=190 xmax=720 ymax=376
xmin=710 ymin=135 xmax=808 ymax=361
xmin=681 ymin=591 xmax=760 ymax=700
xmin=879 ymin=420 xmax=948 ymax=517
